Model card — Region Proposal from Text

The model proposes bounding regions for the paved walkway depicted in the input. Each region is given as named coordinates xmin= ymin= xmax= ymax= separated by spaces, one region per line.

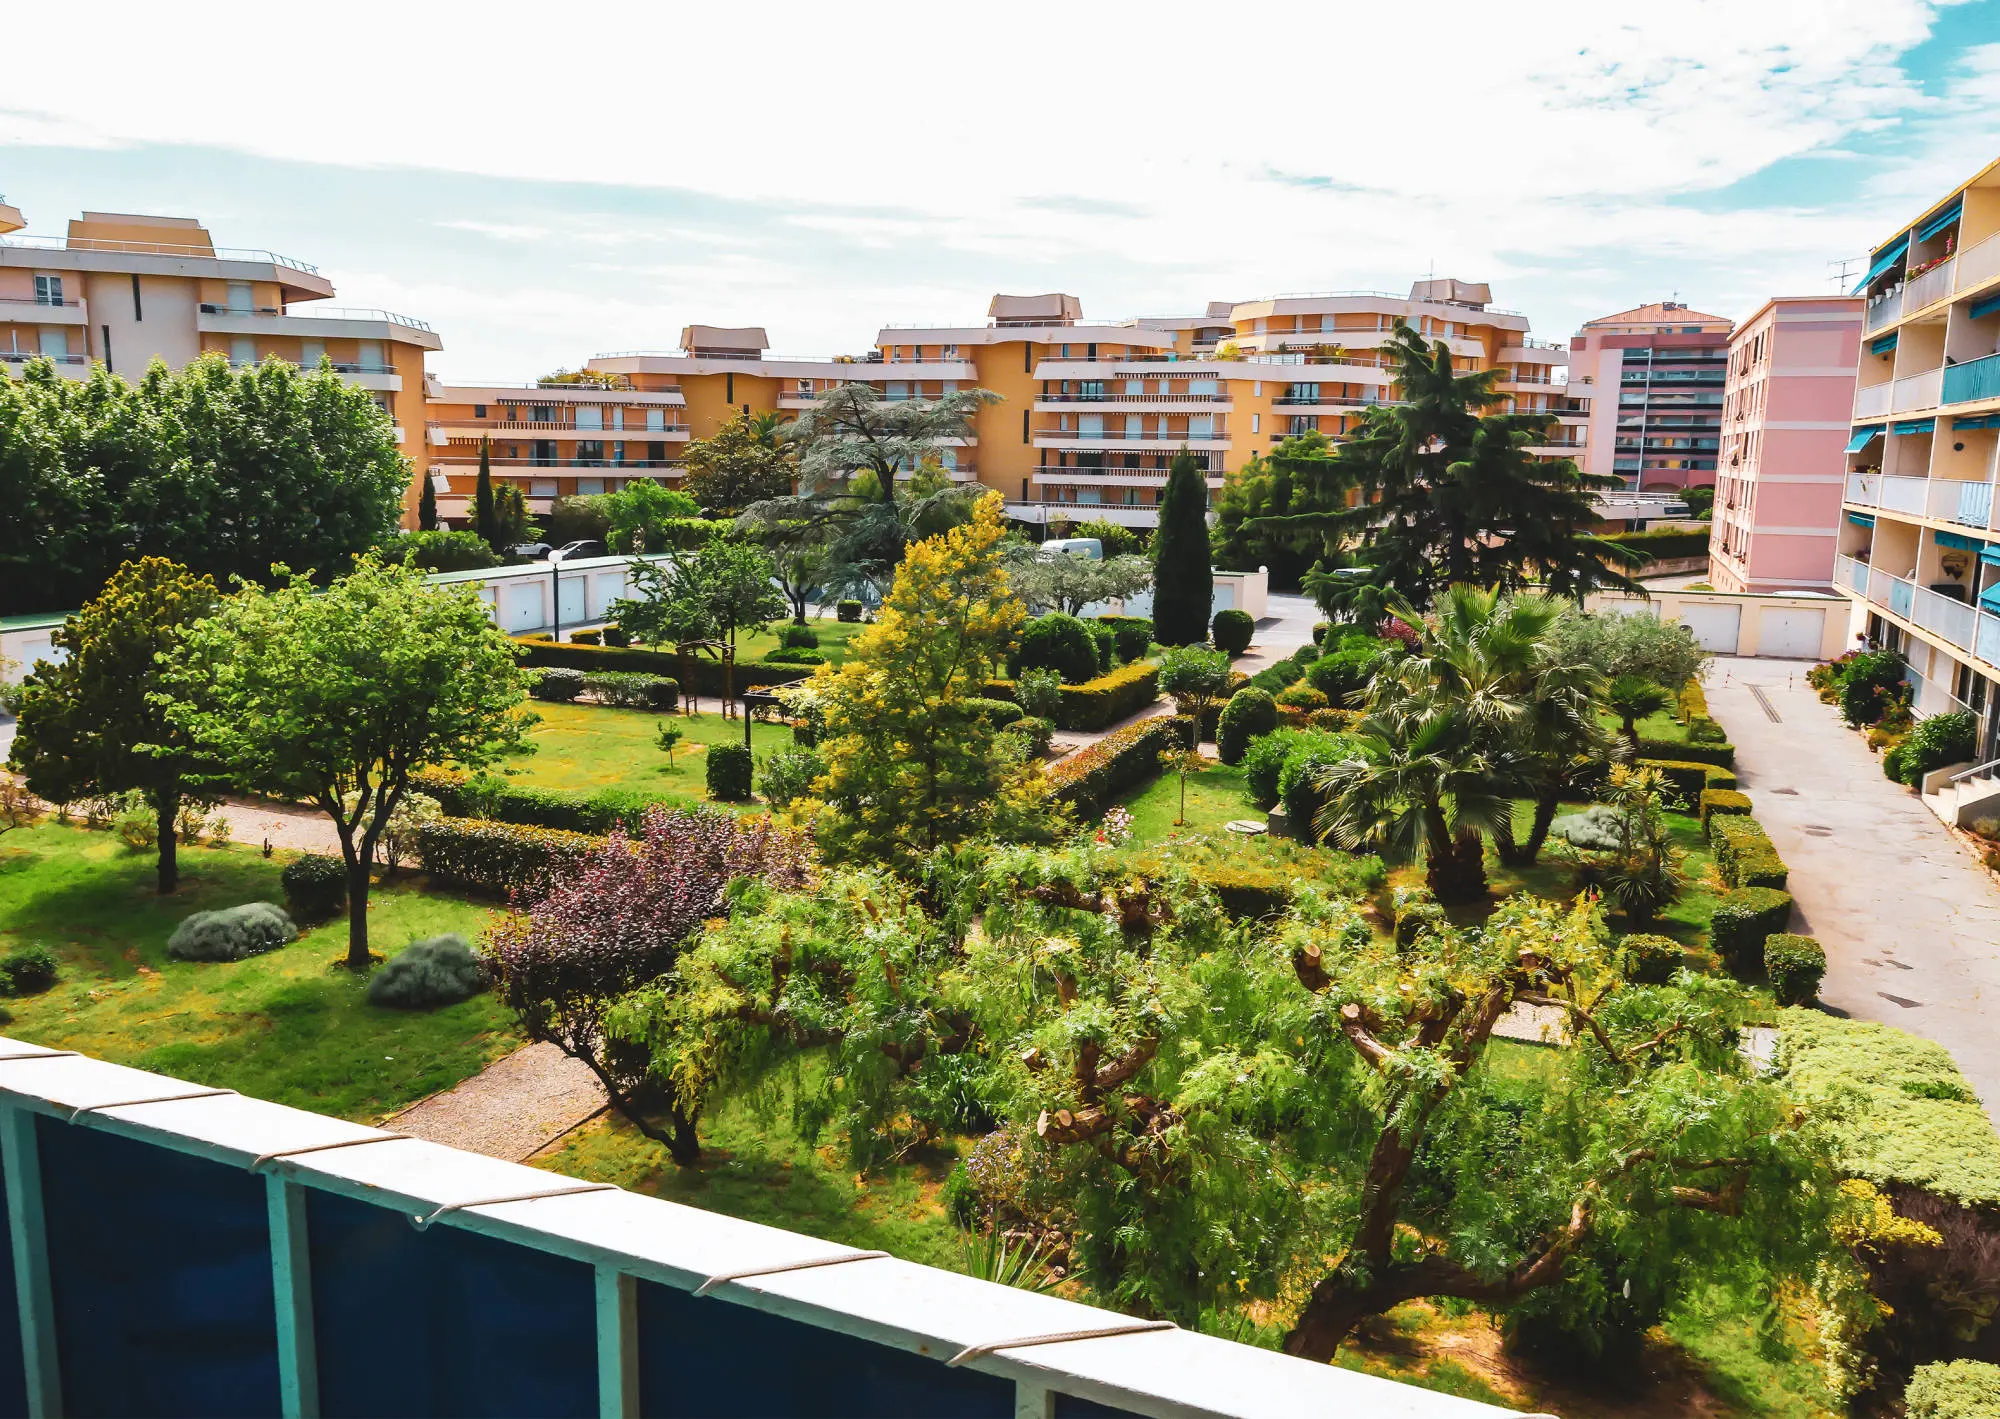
xmin=387 ymin=1041 xmax=608 ymax=1161
xmin=1705 ymin=657 xmax=2000 ymax=1108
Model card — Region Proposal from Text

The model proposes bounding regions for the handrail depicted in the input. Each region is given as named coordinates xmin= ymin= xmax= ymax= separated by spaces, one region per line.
xmin=1948 ymin=757 xmax=2000 ymax=785
xmin=2 ymin=234 xmax=320 ymax=274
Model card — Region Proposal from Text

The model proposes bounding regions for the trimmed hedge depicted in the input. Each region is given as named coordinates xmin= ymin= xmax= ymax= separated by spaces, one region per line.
xmin=1764 ymin=933 xmax=1825 ymax=1006
xmin=582 ymin=671 xmax=679 ymax=711
xmin=777 ymin=624 xmax=819 ymax=650
xmin=1211 ymin=609 xmax=1254 ymax=655
xmin=414 ymin=818 xmax=600 ymax=898
xmin=1620 ymin=932 xmax=1683 ymax=984
xmin=1094 ymin=615 xmax=1153 ymax=661
xmin=1698 ymin=787 xmax=1753 ymax=831
xmin=1600 ymin=526 xmax=1710 ymax=561
xmin=409 ymin=769 xmax=661 ymax=835
xmin=1217 ymin=687 xmax=1278 ymax=765
xmin=988 ymin=661 xmax=1161 ymax=733
xmin=1708 ymin=813 xmax=1788 ymax=889
xmin=836 ymin=600 xmax=863 ymax=622
xmin=516 ymin=641 xmax=807 ymax=696
xmin=1906 ymin=1360 xmax=2000 ymax=1418
xmin=1775 ymin=1008 xmax=2000 ymax=1207
xmin=1710 ymin=886 xmax=1794 ymax=974
xmin=1635 ymin=734 xmax=1734 ymax=768
xmin=1635 ymin=757 xmax=1722 ymax=809
xmin=1046 ymin=716 xmax=1181 ymax=817
xmin=530 ymin=667 xmax=585 ymax=702
xmin=1016 ymin=613 xmax=1102 ymax=684
xmin=964 ymin=696 xmax=1024 ymax=730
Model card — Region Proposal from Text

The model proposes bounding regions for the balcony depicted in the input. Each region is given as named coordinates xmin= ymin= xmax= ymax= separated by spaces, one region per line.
xmin=1854 ymin=382 xmax=1893 ymax=419
xmin=1892 ymin=367 xmax=1944 ymax=413
xmin=1033 ymin=430 xmax=1231 ymax=451
xmin=1846 ymin=471 xmax=1880 ymax=506
xmin=1880 ymin=474 xmax=1930 ymax=515
xmin=1957 ymin=230 xmax=2000 ymax=295
xmin=1943 ymin=352 xmax=2000 ymax=406
xmin=1904 ymin=258 xmax=1957 ymax=314
xmin=1033 ymin=393 xmax=1233 ymax=406
xmin=0 ymin=297 xmax=87 ymax=326
xmin=1929 ymin=478 xmax=1996 ymax=529
xmin=1866 ymin=288 xmax=1905 ymax=333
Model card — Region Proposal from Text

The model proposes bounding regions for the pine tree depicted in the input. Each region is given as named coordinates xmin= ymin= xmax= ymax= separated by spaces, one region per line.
xmin=1151 ymin=449 xmax=1213 ymax=646
xmin=473 ymin=437 xmax=499 ymax=548
xmin=416 ymin=460 xmax=439 ymax=532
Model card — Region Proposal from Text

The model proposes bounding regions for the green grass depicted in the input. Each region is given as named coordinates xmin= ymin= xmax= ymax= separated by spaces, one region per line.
xmin=730 ymin=616 xmax=865 ymax=666
xmin=0 ymin=825 xmax=520 ymax=1120
xmin=1113 ymin=761 xmax=1256 ymax=842
xmin=535 ymin=1066 xmax=967 ymax=1273
xmin=501 ymin=700 xmax=795 ymax=800
xmin=1662 ymin=1280 xmax=1839 ymax=1419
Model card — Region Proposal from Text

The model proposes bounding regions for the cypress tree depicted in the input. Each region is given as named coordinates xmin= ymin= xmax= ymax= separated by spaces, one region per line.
xmin=473 ymin=437 xmax=498 ymax=548
xmin=416 ymin=461 xmax=439 ymax=532
xmin=1151 ymin=448 xmax=1213 ymax=646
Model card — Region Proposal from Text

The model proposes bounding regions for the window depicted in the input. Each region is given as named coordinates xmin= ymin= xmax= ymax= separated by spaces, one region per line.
xmin=577 ymin=478 xmax=605 ymax=496
xmin=531 ymin=406 xmax=555 ymax=423
xmin=577 ymin=440 xmax=606 ymax=466
xmin=230 ymin=336 xmax=256 ymax=366
xmin=647 ymin=441 xmax=667 ymax=463
xmin=1079 ymin=380 xmax=1104 ymax=398
xmin=474 ymin=404 xmax=488 ymax=418
xmin=39 ymin=328 xmax=67 ymax=359
xmin=576 ymin=405 xmax=603 ymax=431
xmin=531 ymin=480 xmax=558 ymax=498
xmin=33 ymin=275 xmax=62 ymax=306
xmin=611 ymin=407 xmax=624 ymax=431
xmin=357 ymin=341 xmax=383 ymax=372
xmin=300 ymin=341 xmax=325 ymax=368
xmin=227 ymin=282 xmax=253 ymax=314
xmin=647 ymin=408 xmax=665 ymax=431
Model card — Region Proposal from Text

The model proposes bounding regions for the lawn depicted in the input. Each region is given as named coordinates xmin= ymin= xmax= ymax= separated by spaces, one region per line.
xmin=730 ymin=616 xmax=866 ymax=666
xmin=0 ymin=824 xmax=520 ymax=1120
xmin=500 ymin=700 xmax=796 ymax=800
xmin=1113 ymin=760 xmax=1257 ymax=842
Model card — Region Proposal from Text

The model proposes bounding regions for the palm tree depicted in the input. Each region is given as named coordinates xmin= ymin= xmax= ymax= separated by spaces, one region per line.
xmin=746 ymin=410 xmax=788 ymax=450
xmin=1605 ymin=674 xmax=1672 ymax=757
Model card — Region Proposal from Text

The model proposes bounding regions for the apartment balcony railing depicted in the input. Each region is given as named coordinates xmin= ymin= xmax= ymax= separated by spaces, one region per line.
xmin=0 ymin=350 xmax=85 ymax=365
xmin=1847 ymin=555 xmax=1997 ymax=665
xmin=199 ymin=302 xmax=282 ymax=316
xmin=1881 ymin=474 xmax=1930 ymax=515
xmin=1905 ymin=258 xmax=1958 ymax=313
xmin=1866 ymin=287 xmax=1906 ymax=333
xmin=1 ymin=234 xmax=321 ymax=273
xmin=1846 ymin=470 xmax=1880 ymax=505
xmin=1854 ymin=382 xmax=1894 ymax=419
xmin=435 ymin=457 xmax=681 ymax=471
xmin=1837 ymin=553 xmax=1870 ymax=595
xmin=1928 ymin=477 xmax=1996 ymax=529
xmin=1943 ymin=352 xmax=2000 ymax=406
xmin=1038 ymin=429 xmax=1229 ymax=443
xmin=1890 ymin=367 xmax=1944 ymax=412
xmin=1957 ymin=230 xmax=2000 ymax=295
xmin=1 ymin=296 xmax=82 ymax=310
xmin=1036 ymin=393 xmax=1232 ymax=404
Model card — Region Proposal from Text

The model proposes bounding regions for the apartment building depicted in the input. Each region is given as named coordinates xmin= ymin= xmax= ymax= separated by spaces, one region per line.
xmin=581 ymin=284 xmax=1579 ymax=529
xmin=0 ymin=204 xmax=441 ymax=524
xmin=1709 ymin=296 xmax=1864 ymax=594
xmin=1836 ymin=156 xmax=2000 ymax=752
xmin=1569 ymin=302 xmax=1734 ymax=490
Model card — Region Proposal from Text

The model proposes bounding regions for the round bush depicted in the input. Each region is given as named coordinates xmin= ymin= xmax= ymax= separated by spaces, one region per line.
xmin=530 ymin=667 xmax=585 ymax=703
xmin=1211 ymin=608 xmax=1254 ymax=656
xmin=756 ymin=748 xmax=826 ymax=808
xmin=1619 ymin=933 xmax=1682 ymax=985
xmin=1764 ymin=933 xmax=1825 ymax=1006
xmin=836 ymin=600 xmax=864 ymax=623
xmin=1242 ymin=730 xmax=1296 ymax=810
xmin=1003 ymin=715 xmax=1056 ymax=758
xmin=367 ymin=934 xmax=489 ymax=1010
xmin=1311 ymin=622 xmax=1331 ymax=647
xmin=1307 ymin=707 xmax=1352 ymax=732
xmin=1216 ymin=687 xmax=1278 ymax=765
xmin=1305 ymin=643 xmax=1383 ymax=706
xmin=963 ymin=696 xmax=1023 ymax=729
xmin=764 ymin=646 xmax=825 ymax=665
xmin=1016 ymin=614 xmax=1101 ymax=685
xmin=0 ymin=945 xmax=59 ymax=996
xmin=1274 ymin=683 xmax=1329 ymax=713
xmin=281 ymin=853 xmax=348 ymax=923
xmin=777 ymin=624 xmax=820 ymax=650
xmin=167 ymin=903 xmax=298 ymax=963
xmin=1097 ymin=616 xmax=1153 ymax=662
xmin=1014 ymin=667 xmax=1065 ymax=721
xmin=602 ymin=624 xmax=631 ymax=647
xmin=641 ymin=676 xmax=680 ymax=711
xmin=707 ymin=742 xmax=754 ymax=801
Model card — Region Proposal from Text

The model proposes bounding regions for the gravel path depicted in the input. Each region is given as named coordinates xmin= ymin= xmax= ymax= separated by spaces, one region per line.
xmin=386 ymin=1041 xmax=608 ymax=1161
xmin=211 ymin=796 xmax=343 ymax=854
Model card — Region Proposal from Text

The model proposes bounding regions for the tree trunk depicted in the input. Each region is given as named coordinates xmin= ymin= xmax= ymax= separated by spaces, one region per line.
xmin=1284 ymin=1274 xmax=1390 ymax=1362
xmin=344 ymin=856 xmax=371 ymax=970
xmin=1495 ymin=804 xmax=1525 ymax=867
xmin=1426 ymin=829 xmax=1488 ymax=904
xmin=154 ymin=790 xmax=180 ymax=895
xmin=1521 ymin=792 xmax=1562 ymax=867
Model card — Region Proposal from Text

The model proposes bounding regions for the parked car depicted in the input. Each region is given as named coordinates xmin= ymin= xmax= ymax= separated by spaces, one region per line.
xmin=510 ymin=542 xmax=553 ymax=560
xmin=551 ymin=540 xmax=606 ymax=562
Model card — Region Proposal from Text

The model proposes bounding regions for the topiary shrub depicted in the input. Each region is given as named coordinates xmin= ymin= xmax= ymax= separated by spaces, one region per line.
xmin=1243 ymin=730 xmax=1295 ymax=811
xmin=1907 ymin=1361 xmax=2000 ymax=1419
xmin=1708 ymin=814 xmax=1788 ymax=889
xmin=1015 ymin=613 xmax=1101 ymax=685
xmin=763 ymin=646 xmax=825 ymax=666
xmin=167 ymin=902 xmax=298 ymax=963
xmin=1710 ymin=886 xmax=1794 ymax=976
xmin=569 ymin=629 xmax=602 ymax=646
xmin=1274 ymin=683 xmax=1329 ymax=713
xmin=530 ymin=667 xmax=585 ymax=703
xmin=1211 ymin=608 xmax=1254 ymax=656
xmin=414 ymin=818 xmax=600 ymax=898
xmin=1698 ymin=787 xmax=1753 ymax=831
xmin=1216 ymin=687 xmax=1278 ymax=765
xmin=366 ymin=934 xmax=489 ymax=1010
xmin=0 ymin=945 xmax=60 ymax=996
xmin=778 ymin=623 xmax=820 ymax=650
xmin=1086 ymin=619 xmax=1118 ymax=672
xmin=602 ymin=624 xmax=631 ymax=647
xmin=1619 ymin=933 xmax=1683 ymax=984
xmin=583 ymin=671 xmax=676 ymax=709
xmin=707 ymin=742 xmax=754 ymax=801
xmin=1095 ymin=615 xmax=1153 ymax=662
xmin=1764 ymin=933 xmax=1825 ymax=1006
xmin=1305 ymin=642 xmax=1384 ymax=707
xmin=1044 ymin=716 xmax=1181 ymax=817
xmin=1277 ymin=729 xmax=1358 ymax=835
xmin=836 ymin=599 xmax=864 ymax=623
xmin=281 ymin=853 xmax=348 ymax=923
xmin=964 ymin=696 xmax=1023 ymax=730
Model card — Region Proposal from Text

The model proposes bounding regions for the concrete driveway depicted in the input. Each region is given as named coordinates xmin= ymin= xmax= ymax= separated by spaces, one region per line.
xmin=1705 ymin=657 xmax=2000 ymax=1109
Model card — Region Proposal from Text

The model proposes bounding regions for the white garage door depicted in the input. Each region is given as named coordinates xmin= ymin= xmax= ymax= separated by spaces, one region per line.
xmin=1757 ymin=607 xmax=1826 ymax=659
xmin=1676 ymin=603 xmax=1742 ymax=653
xmin=499 ymin=582 xmax=544 ymax=633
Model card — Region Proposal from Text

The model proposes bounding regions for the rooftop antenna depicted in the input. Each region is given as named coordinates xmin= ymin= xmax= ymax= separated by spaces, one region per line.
xmin=1829 ymin=256 xmax=1864 ymax=291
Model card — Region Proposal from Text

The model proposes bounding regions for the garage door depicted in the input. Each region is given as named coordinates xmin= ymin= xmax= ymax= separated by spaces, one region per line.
xmin=1757 ymin=607 xmax=1826 ymax=659
xmin=1675 ymin=603 xmax=1742 ymax=653
xmin=499 ymin=582 xmax=544 ymax=633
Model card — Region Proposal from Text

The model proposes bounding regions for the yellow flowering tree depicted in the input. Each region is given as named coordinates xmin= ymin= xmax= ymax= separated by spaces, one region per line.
xmin=812 ymin=492 xmax=1034 ymax=867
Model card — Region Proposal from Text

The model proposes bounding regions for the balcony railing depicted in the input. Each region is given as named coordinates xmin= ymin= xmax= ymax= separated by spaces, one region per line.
xmin=0 ymin=350 xmax=85 ymax=364
xmin=1837 ymin=553 xmax=1870 ymax=595
xmin=199 ymin=302 xmax=281 ymax=316
xmin=1866 ymin=287 xmax=1905 ymax=333
xmin=1892 ymin=367 xmax=1945 ymax=412
xmin=1957 ymin=230 xmax=2000 ymax=295
xmin=1881 ymin=474 xmax=1930 ymax=515
xmin=1943 ymin=352 xmax=2000 ymax=406
xmin=434 ymin=456 xmax=681 ymax=471
xmin=1854 ymin=382 xmax=1893 ymax=419
xmin=1038 ymin=429 xmax=1229 ymax=443
xmin=1905 ymin=258 xmax=1957 ymax=313
xmin=1928 ymin=477 xmax=1996 ymax=529
xmin=1035 ymin=393 xmax=1232 ymax=404
xmin=1846 ymin=471 xmax=1880 ymax=505
xmin=1 ymin=234 xmax=321 ymax=273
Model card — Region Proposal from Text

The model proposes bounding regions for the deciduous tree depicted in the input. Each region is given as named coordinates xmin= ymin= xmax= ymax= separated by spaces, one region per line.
xmin=679 ymin=410 xmax=796 ymax=515
xmin=8 ymin=558 xmax=218 ymax=893
xmin=1001 ymin=546 xmax=1153 ymax=617
xmin=613 ymin=537 xmax=786 ymax=653
xmin=163 ymin=556 xmax=530 ymax=968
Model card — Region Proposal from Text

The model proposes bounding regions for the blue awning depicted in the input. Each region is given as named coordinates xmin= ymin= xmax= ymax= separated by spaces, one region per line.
xmin=1953 ymin=415 xmax=2000 ymax=431
xmin=1870 ymin=332 xmax=1900 ymax=355
xmin=1846 ymin=426 xmax=1885 ymax=453
xmin=1855 ymin=233 xmax=1911 ymax=292
xmin=1935 ymin=530 xmax=1986 ymax=551
xmin=1982 ymin=583 xmax=2000 ymax=612
xmin=1848 ymin=512 xmax=1876 ymax=528
xmin=1971 ymin=293 xmax=2000 ymax=321
xmin=1915 ymin=198 xmax=1963 ymax=243
xmin=1982 ymin=546 xmax=2000 ymax=568
xmin=1892 ymin=418 xmax=1937 ymax=435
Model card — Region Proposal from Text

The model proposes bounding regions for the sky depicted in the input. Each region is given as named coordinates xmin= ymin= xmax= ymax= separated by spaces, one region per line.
xmin=4 ymin=0 xmax=1999 ymax=380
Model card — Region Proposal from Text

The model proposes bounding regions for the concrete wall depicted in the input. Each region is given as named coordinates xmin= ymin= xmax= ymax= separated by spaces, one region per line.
xmin=1584 ymin=587 xmax=1850 ymax=659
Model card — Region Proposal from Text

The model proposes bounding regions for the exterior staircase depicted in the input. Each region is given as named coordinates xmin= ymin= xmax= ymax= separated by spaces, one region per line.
xmin=1922 ymin=758 xmax=2000 ymax=828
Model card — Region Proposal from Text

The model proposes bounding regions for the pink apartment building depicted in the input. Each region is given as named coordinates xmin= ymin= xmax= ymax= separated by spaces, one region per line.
xmin=1568 ymin=302 xmax=1734 ymax=490
xmin=1709 ymin=296 xmax=1865 ymax=593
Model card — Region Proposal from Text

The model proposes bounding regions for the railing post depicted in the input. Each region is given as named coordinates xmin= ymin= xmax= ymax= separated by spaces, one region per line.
xmin=266 ymin=1176 xmax=320 ymax=1419
xmin=595 ymin=1265 xmax=637 ymax=1419
xmin=1 ymin=1107 xmax=61 ymax=1418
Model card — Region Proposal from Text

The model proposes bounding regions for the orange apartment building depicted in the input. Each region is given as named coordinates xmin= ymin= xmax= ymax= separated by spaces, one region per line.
xmin=0 ymin=203 xmax=441 ymax=523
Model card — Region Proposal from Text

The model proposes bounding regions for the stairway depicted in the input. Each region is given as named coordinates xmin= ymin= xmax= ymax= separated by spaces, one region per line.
xmin=1923 ymin=760 xmax=2000 ymax=828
